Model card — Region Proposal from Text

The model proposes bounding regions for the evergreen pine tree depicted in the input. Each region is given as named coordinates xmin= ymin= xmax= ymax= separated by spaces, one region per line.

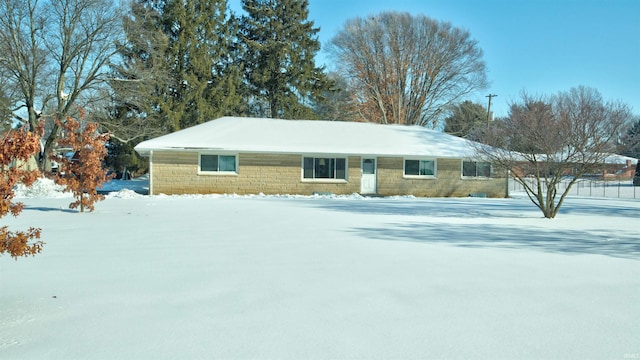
xmin=110 ymin=0 xmax=243 ymax=135
xmin=105 ymin=0 xmax=171 ymax=143
xmin=162 ymin=0 xmax=243 ymax=130
xmin=444 ymin=101 xmax=488 ymax=139
xmin=621 ymin=118 xmax=640 ymax=159
xmin=240 ymin=0 xmax=331 ymax=119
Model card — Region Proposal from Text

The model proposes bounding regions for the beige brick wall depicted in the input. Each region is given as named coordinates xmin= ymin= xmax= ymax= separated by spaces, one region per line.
xmin=151 ymin=151 xmax=361 ymax=195
xmin=150 ymin=151 xmax=506 ymax=197
xmin=377 ymin=157 xmax=507 ymax=197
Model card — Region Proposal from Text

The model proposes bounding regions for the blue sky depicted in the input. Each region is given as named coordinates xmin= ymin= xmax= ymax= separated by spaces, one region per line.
xmin=229 ymin=0 xmax=640 ymax=118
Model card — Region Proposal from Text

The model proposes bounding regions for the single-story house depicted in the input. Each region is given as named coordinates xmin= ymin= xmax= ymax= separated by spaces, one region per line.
xmin=134 ymin=117 xmax=507 ymax=197
xmin=600 ymin=156 xmax=638 ymax=180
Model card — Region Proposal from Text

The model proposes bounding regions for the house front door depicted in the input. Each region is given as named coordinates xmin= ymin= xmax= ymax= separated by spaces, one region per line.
xmin=360 ymin=158 xmax=377 ymax=194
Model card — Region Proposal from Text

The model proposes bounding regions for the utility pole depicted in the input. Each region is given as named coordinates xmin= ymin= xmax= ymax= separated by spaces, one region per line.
xmin=486 ymin=94 xmax=497 ymax=126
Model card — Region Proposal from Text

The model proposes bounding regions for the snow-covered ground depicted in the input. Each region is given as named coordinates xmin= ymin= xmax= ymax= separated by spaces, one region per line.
xmin=1 ymin=178 xmax=639 ymax=359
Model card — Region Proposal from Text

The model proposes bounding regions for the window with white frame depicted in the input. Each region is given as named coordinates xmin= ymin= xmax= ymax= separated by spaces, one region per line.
xmin=462 ymin=161 xmax=491 ymax=177
xmin=200 ymin=154 xmax=237 ymax=173
xmin=303 ymin=157 xmax=346 ymax=180
xmin=404 ymin=159 xmax=436 ymax=176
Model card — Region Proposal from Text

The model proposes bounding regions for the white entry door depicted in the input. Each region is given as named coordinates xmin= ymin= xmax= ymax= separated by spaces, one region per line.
xmin=360 ymin=158 xmax=377 ymax=194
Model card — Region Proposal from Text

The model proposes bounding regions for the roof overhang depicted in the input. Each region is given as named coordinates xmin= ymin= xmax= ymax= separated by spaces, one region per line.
xmin=133 ymin=116 xmax=485 ymax=159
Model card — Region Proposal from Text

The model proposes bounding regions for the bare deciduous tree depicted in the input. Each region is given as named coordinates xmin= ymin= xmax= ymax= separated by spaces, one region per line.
xmin=0 ymin=0 xmax=49 ymax=130
xmin=328 ymin=11 xmax=487 ymax=127
xmin=476 ymin=86 xmax=632 ymax=218
xmin=0 ymin=80 xmax=13 ymax=130
xmin=0 ymin=0 xmax=122 ymax=171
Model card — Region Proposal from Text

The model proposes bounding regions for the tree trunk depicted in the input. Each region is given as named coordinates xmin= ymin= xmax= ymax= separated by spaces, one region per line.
xmin=41 ymin=125 xmax=60 ymax=172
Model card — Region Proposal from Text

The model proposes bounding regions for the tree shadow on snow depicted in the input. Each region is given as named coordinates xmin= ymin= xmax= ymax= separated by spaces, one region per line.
xmin=558 ymin=199 xmax=640 ymax=219
xmin=304 ymin=197 xmax=536 ymax=218
xmin=303 ymin=197 xmax=639 ymax=259
xmin=307 ymin=196 xmax=639 ymax=219
xmin=351 ymin=222 xmax=639 ymax=259
xmin=23 ymin=206 xmax=76 ymax=214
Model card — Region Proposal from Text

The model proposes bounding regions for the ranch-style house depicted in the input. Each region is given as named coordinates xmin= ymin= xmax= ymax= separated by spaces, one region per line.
xmin=134 ymin=116 xmax=508 ymax=197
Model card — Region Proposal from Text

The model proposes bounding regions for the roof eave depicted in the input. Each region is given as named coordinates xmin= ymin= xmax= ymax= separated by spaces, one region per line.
xmin=134 ymin=145 xmax=477 ymax=160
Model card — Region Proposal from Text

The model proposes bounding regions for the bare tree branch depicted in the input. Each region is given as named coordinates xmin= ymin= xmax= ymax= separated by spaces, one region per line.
xmin=328 ymin=12 xmax=487 ymax=127
xmin=475 ymin=87 xmax=633 ymax=218
xmin=0 ymin=0 xmax=123 ymax=171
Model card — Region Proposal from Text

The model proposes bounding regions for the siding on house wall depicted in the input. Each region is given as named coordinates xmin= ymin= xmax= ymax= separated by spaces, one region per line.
xmin=151 ymin=151 xmax=507 ymax=197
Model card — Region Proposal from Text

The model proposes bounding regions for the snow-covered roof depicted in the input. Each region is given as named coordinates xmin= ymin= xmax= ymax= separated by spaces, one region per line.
xmin=134 ymin=116 xmax=479 ymax=158
xmin=601 ymin=153 xmax=638 ymax=165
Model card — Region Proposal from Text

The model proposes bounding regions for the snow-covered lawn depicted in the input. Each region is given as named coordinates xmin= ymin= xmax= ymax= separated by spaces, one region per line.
xmin=1 ymin=180 xmax=639 ymax=359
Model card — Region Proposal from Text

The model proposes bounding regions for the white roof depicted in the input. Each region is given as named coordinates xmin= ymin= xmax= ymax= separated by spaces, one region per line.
xmin=601 ymin=153 xmax=638 ymax=165
xmin=134 ymin=117 xmax=480 ymax=158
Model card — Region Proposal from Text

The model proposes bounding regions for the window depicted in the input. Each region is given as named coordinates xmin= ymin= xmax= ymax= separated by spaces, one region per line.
xmin=404 ymin=159 xmax=435 ymax=176
xmin=303 ymin=157 xmax=346 ymax=180
xmin=462 ymin=161 xmax=491 ymax=177
xmin=200 ymin=154 xmax=237 ymax=173
xmin=362 ymin=158 xmax=375 ymax=175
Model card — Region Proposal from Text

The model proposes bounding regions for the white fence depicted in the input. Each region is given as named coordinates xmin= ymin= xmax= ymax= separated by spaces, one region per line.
xmin=509 ymin=177 xmax=640 ymax=199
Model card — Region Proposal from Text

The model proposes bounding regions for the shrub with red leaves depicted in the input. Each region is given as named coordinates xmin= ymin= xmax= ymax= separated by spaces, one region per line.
xmin=52 ymin=113 xmax=113 ymax=212
xmin=0 ymin=126 xmax=44 ymax=258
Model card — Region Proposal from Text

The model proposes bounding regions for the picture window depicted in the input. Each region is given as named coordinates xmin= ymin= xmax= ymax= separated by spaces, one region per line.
xmin=303 ymin=157 xmax=346 ymax=179
xmin=462 ymin=161 xmax=491 ymax=177
xmin=404 ymin=159 xmax=435 ymax=176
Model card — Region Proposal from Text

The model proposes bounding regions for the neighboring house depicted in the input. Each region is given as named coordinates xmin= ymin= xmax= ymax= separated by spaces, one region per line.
xmin=134 ymin=117 xmax=507 ymax=197
xmin=601 ymin=157 xmax=638 ymax=180
xmin=7 ymin=156 xmax=38 ymax=172
xmin=509 ymin=154 xmax=639 ymax=180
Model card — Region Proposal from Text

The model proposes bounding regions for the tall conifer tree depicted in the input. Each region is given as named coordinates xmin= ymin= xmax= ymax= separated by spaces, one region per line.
xmin=111 ymin=0 xmax=242 ymax=134
xmin=240 ymin=0 xmax=330 ymax=119
xmin=162 ymin=0 xmax=242 ymax=130
xmin=105 ymin=0 xmax=170 ymax=142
